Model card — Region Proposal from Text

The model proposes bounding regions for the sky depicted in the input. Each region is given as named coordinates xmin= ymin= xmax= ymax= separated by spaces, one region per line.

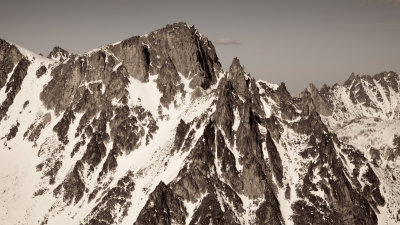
xmin=0 ymin=0 xmax=399 ymax=95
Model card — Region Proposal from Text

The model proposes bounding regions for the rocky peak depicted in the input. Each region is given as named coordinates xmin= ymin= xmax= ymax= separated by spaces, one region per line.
xmin=227 ymin=57 xmax=249 ymax=96
xmin=306 ymin=83 xmax=318 ymax=93
xmin=109 ymin=22 xmax=221 ymax=90
xmin=228 ymin=57 xmax=244 ymax=77
xmin=344 ymin=72 xmax=362 ymax=87
xmin=47 ymin=46 xmax=69 ymax=61
xmin=374 ymin=71 xmax=399 ymax=92
xmin=343 ymin=71 xmax=400 ymax=90
xmin=274 ymin=82 xmax=292 ymax=102
xmin=300 ymin=83 xmax=332 ymax=116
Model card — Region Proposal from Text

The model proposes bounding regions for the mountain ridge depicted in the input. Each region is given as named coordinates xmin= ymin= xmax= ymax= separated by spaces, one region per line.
xmin=302 ymin=70 xmax=400 ymax=129
xmin=0 ymin=22 xmax=399 ymax=225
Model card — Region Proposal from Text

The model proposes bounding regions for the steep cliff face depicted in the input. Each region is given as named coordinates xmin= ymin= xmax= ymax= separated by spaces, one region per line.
xmin=0 ymin=23 xmax=395 ymax=225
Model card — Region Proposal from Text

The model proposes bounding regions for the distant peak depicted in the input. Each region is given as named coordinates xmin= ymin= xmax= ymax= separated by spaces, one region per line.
xmin=343 ymin=70 xmax=399 ymax=87
xmin=307 ymin=83 xmax=318 ymax=92
xmin=373 ymin=71 xmax=398 ymax=79
xmin=48 ymin=46 xmax=69 ymax=61
xmin=344 ymin=72 xmax=359 ymax=86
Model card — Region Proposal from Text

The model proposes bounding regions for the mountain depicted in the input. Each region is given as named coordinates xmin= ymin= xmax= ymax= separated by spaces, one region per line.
xmin=304 ymin=72 xmax=400 ymax=224
xmin=303 ymin=72 xmax=400 ymax=129
xmin=0 ymin=22 xmax=397 ymax=225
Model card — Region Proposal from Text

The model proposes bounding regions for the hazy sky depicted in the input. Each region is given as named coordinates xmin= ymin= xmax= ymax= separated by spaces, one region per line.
xmin=1 ymin=0 xmax=399 ymax=95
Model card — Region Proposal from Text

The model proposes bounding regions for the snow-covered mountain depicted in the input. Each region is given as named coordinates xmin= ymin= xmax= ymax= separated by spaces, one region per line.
xmin=303 ymin=72 xmax=400 ymax=129
xmin=304 ymin=73 xmax=400 ymax=224
xmin=0 ymin=23 xmax=398 ymax=225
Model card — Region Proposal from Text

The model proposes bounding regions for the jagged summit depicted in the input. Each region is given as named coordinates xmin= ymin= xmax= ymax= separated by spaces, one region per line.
xmin=299 ymin=83 xmax=332 ymax=117
xmin=147 ymin=22 xmax=198 ymax=36
xmin=47 ymin=46 xmax=69 ymax=61
xmin=304 ymin=70 xmax=400 ymax=129
xmin=229 ymin=57 xmax=244 ymax=74
xmin=342 ymin=71 xmax=399 ymax=87
xmin=105 ymin=22 xmax=221 ymax=89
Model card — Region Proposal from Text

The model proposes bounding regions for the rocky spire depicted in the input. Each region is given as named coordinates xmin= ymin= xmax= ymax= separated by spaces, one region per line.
xmin=228 ymin=57 xmax=244 ymax=77
xmin=228 ymin=57 xmax=249 ymax=96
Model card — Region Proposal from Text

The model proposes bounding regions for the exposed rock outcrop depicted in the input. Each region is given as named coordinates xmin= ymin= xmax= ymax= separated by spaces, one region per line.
xmin=47 ymin=46 xmax=69 ymax=61
xmin=109 ymin=22 xmax=221 ymax=89
xmin=0 ymin=39 xmax=23 ymax=89
xmin=0 ymin=57 xmax=30 ymax=120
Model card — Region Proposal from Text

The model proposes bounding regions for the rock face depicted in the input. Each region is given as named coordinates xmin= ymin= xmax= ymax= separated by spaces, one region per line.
xmin=299 ymin=83 xmax=332 ymax=117
xmin=108 ymin=22 xmax=221 ymax=89
xmin=0 ymin=23 xmax=397 ymax=225
xmin=47 ymin=46 xmax=69 ymax=61
xmin=0 ymin=39 xmax=23 ymax=89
